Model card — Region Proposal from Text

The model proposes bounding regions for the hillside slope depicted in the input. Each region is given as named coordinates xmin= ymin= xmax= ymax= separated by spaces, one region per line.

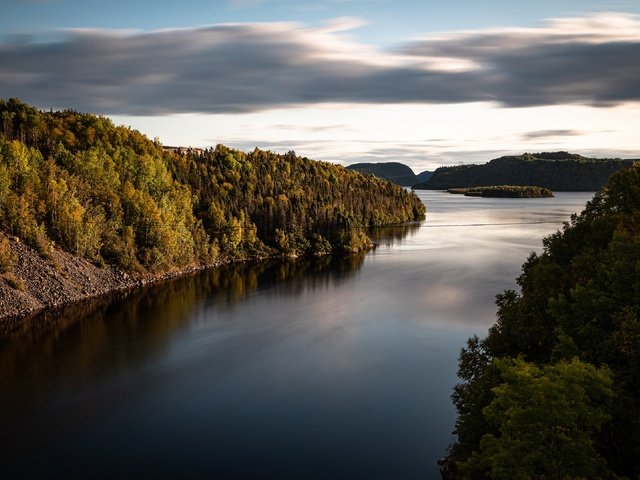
xmin=346 ymin=162 xmax=417 ymax=186
xmin=415 ymin=170 xmax=433 ymax=183
xmin=0 ymin=233 xmax=135 ymax=329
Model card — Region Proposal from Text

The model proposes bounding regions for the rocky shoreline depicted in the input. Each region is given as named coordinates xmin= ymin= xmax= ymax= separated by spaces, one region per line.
xmin=0 ymin=233 xmax=377 ymax=334
xmin=0 ymin=234 xmax=220 ymax=332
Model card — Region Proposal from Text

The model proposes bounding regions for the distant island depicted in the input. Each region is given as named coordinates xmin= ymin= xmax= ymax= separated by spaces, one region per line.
xmin=414 ymin=152 xmax=636 ymax=191
xmin=448 ymin=185 xmax=554 ymax=198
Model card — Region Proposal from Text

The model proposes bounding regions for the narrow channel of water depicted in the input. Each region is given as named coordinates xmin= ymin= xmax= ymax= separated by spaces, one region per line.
xmin=0 ymin=191 xmax=594 ymax=479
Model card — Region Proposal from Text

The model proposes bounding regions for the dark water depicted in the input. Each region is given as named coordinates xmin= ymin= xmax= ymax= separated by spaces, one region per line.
xmin=0 ymin=191 xmax=593 ymax=479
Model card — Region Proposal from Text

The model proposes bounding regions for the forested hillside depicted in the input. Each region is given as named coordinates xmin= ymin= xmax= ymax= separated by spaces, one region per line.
xmin=415 ymin=170 xmax=433 ymax=183
xmin=446 ymin=164 xmax=640 ymax=479
xmin=416 ymin=152 xmax=635 ymax=191
xmin=346 ymin=162 xmax=418 ymax=186
xmin=0 ymin=99 xmax=425 ymax=275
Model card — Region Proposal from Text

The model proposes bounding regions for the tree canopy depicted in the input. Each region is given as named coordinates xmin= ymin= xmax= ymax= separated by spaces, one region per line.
xmin=465 ymin=357 xmax=613 ymax=479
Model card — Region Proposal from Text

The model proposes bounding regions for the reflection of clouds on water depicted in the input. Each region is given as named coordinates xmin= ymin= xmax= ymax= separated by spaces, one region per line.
xmin=418 ymin=285 xmax=470 ymax=310
xmin=362 ymin=191 xmax=594 ymax=330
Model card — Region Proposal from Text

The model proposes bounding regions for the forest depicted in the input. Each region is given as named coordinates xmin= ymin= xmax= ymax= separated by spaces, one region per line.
xmin=446 ymin=164 xmax=640 ymax=479
xmin=0 ymin=98 xmax=425 ymax=275
xmin=417 ymin=152 xmax=635 ymax=191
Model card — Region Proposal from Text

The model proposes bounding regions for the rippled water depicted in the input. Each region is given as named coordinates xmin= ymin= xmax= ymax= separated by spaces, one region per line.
xmin=0 ymin=191 xmax=593 ymax=479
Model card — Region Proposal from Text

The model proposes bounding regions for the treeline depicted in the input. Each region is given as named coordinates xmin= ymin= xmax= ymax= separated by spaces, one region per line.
xmin=448 ymin=185 xmax=554 ymax=198
xmin=447 ymin=165 xmax=640 ymax=479
xmin=416 ymin=152 xmax=635 ymax=191
xmin=0 ymin=98 xmax=425 ymax=274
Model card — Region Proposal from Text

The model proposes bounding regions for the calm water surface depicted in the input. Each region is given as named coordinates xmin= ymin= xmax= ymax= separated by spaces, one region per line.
xmin=0 ymin=191 xmax=593 ymax=479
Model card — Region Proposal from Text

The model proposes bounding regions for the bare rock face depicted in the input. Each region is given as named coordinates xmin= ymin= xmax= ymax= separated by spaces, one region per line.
xmin=0 ymin=234 xmax=133 ymax=323
xmin=0 ymin=233 xmax=213 ymax=331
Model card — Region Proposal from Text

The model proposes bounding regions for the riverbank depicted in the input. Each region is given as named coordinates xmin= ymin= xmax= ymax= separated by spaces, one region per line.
xmin=0 ymin=233 xmax=224 ymax=331
xmin=0 ymin=232 xmax=376 ymax=332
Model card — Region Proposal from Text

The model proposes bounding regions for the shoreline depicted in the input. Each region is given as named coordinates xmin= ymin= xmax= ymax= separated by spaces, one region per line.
xmin=0 ymin=233 xmax=224 ymax=331
xmin=0 ymin=233 xmax=375 ymax=333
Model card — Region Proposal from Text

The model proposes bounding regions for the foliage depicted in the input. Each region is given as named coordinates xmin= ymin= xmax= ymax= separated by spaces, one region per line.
xmin=416 ymin=152 xmax=635 ymax=191
xmin=0 ymin=236 xmax=17 ymax=273
xmin=4 ymin=272 xmax=25 ymax=291
xmin=0 ymin=99 xmax=425 ymax=273
xmin=169 ymin=145 xmax=424 ymax=260
xmin=447 ymin=185 xmax=554 ymax=198
xmin=464 ymin=357 xmax=613 ymax=479
xmin=449 ymin=164 xmax=640 ymax=478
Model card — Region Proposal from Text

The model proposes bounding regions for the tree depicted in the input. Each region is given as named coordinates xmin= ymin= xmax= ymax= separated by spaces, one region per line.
xmin=465 ymin=357 xmax=614 ymax=480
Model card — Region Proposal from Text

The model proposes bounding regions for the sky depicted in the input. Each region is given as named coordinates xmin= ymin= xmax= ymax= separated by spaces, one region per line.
xmin=2 ymin=0 xmax=640 ymax=172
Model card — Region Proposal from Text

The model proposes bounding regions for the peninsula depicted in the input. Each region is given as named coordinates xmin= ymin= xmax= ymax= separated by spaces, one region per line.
xmin=0 ymin=99 xmax=425 ymax=323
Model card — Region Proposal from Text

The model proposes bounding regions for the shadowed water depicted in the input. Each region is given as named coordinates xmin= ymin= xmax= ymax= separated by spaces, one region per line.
xmin=0 ymin=191 xmax=594 ymax=479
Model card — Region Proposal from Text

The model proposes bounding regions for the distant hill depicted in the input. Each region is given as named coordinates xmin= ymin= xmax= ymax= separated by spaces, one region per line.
xmin=416 ymin=170 xmax=433 ymax=183
xmin=414 ymin=152 xmax=636 ymax=191
xmin=347 ymin=162 xmax=417 ymax=186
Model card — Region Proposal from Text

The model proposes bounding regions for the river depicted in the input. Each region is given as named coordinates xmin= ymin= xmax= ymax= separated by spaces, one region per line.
xmin=0 ymin=190 xmax=594 ymax=479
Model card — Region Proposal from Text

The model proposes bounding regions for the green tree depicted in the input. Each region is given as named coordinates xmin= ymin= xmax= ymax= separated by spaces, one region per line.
xmin=465 ymin=357 xmax=614 ymax=480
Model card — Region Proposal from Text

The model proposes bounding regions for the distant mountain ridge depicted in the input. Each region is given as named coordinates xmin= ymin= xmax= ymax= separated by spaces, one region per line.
xmin=346 ymin=162 xmax=418 ymax=186
xmin=415 ymin=170 xmax=433 ymax=183
xmin=414 ymin=152 xmax=637 ymax=191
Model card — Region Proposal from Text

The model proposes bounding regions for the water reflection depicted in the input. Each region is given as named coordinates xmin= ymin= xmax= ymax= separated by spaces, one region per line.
xmin=369 ymin=221 xmax=422 ymax=248
xmin=0 ymin=253 xmax=370 ymax=385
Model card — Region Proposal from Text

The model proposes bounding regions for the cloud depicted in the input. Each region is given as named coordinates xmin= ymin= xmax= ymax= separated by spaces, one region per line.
xmin=521 ymin=129 xmax=582 ymax=140
xmin=1 ymin=13 xmax=639 ymax=115
xmin=317 ymin=16 xmax=369 ymax=33
xmin=270 ymin=123 xmax=354 ymax=133
xmin=220 ymin=135 xmax=468 ymax=170
xmin=570 ymin=148 xmax=640 ymax=159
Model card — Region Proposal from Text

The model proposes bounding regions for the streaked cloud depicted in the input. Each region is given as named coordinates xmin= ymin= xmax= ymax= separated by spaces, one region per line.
xmin=1 ymin=13 xmax=638 ymax=115
xmin=521 ymin=129 xmax=582 ymax=140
